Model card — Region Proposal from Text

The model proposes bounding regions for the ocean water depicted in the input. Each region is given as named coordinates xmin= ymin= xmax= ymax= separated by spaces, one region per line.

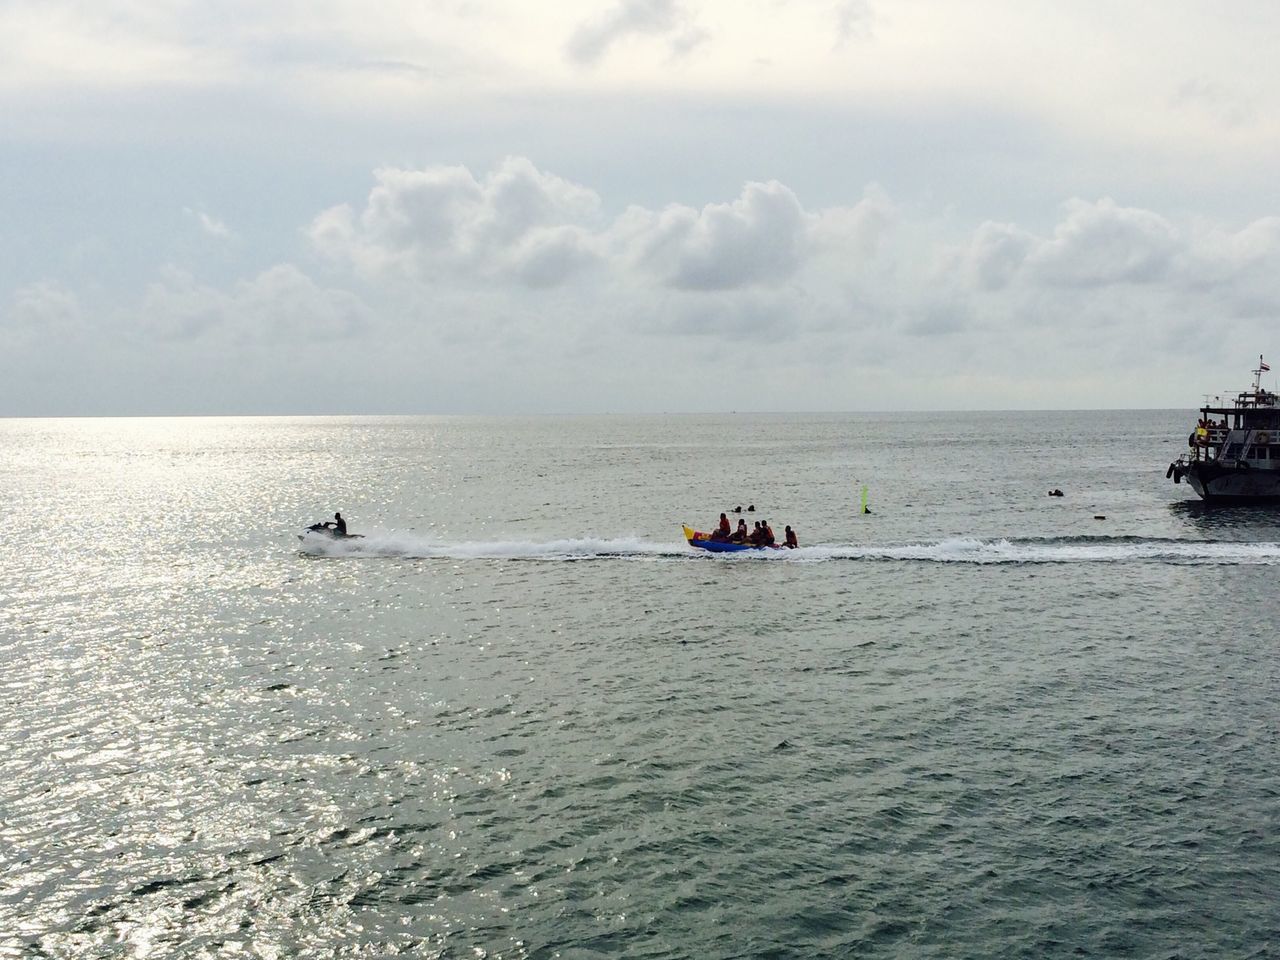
xmin=2 ymin=411 xmax=1278 ymax=959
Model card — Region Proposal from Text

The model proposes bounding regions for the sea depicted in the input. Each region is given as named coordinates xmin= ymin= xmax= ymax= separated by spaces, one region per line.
xmin=2 ymin=410 xmax=1277 ymax=959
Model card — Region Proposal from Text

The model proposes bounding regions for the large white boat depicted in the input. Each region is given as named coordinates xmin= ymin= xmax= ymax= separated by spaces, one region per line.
xmin=1168 ymin=356 xmax=1280 ymax=502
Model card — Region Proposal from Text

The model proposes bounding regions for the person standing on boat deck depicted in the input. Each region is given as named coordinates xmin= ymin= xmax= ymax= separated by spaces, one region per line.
xmin=333 ymin=512 xmax=347 ymax=535
xmin=784 ymin=526 xmax=798 ymax=549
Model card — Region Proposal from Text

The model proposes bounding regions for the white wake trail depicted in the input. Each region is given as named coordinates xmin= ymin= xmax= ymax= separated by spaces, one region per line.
xmin=299 ymin=531 xmax=686 ymax=560
xmin=299 ymin=532 xmax=1280 ymax=565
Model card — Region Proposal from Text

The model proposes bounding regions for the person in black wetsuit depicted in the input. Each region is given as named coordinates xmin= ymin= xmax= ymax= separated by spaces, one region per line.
xmin=333 ymin=512 xmax=347 ymax=535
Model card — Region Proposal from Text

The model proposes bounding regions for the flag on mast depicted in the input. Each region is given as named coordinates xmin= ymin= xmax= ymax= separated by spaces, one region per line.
xmin=1261 ymin=356 xmax=1271 ymax=372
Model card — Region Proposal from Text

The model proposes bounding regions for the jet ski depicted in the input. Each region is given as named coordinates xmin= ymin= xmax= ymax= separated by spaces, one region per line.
xmin=299 ymin=522 xmax=364 ymax=541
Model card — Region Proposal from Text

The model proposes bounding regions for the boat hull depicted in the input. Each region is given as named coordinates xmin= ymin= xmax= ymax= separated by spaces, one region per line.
xmin=1184 ymin=463 xmax=1280 ymax=503
xmin=683 ymin=525 xmax=776 ymax=552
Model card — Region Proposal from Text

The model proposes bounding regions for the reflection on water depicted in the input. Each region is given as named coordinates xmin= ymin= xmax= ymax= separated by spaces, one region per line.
xmin=1168 ymin=498 xmax=1280 ymax=536
xmin=3 ymin=412 xmax=1280 ymax=960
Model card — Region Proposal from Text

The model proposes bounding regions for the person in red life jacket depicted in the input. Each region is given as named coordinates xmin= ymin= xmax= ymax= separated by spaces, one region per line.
xmin=730 ymin=519 xmax=748 ymax=543
xmin=748 ymin=521 xmax=764 ymax=546
xmin=784 ymin=525 xmax=798 ymax=549
xmin=711 ymin=512 xmax=732 ymax=540
xmin=762 ymin=520 xmax=776 ymax=546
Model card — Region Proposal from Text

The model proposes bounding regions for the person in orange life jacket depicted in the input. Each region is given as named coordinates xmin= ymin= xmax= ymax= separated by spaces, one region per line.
xmin=711 ymin=513 xmax=732 ymax=540
xmin=761 ymin=520 xmax=775 ymax=546
xmin=784 ymin=525 xmax=798 ymax=549
xmin=730 ymin=519 xmax=748 ymax=543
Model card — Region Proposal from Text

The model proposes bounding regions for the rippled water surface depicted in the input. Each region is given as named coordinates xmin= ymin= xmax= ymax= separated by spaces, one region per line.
xmin=2 ymin=412 xmax=1278 ymax=958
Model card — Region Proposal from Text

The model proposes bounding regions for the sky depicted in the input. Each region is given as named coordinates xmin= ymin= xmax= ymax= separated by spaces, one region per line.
xmin=3 ymin=0 xmax=1280 ymax=415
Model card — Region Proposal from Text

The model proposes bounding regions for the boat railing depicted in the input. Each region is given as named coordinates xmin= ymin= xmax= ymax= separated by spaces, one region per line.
xmin=1191 ymin=426 xmax=1230 ymax=457
xmin=1216 ymin=428 xmax=1257 ymax=465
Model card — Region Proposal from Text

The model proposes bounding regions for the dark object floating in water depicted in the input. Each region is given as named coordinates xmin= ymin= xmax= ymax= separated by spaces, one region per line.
xmin=747 ymin=504 xmax=755 ymax=512
xmin=733 ymin=505 xmax=742 ymax=513
xmin=1048 ymin=488 xmax=1064 ymax=497
xmin=1093 ymin=515 xmax=1106 ymax=520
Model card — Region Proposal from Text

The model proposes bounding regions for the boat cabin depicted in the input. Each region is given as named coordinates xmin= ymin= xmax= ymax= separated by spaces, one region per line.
xmin=1187 ymin=378 xmax=1280 ymax=468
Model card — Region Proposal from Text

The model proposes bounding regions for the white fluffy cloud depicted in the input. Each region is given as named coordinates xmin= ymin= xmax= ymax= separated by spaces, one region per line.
xmin=309 ymin=157 xmax=604 ymax=287
xmin=616 ymin=180 xmax=811 ymax=290
xmin=1025 ymin=198 xmax=1180 ymax=287
xmin=311 ymin=159 xmax=894 ymax=296
xmin=301 ymin=158 xmax=1280 ymax=365
xmin=963 ymin=221 xmax=1035 ymax=291
xmin=963 ymin=198 xmax=1280 ymax=304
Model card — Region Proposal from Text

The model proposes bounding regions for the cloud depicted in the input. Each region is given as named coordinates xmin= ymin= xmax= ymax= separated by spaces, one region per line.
xmin=12 ymin=157 xmax=1280 ymax=413
xmin=1173 ymin=77 xmax=1256 ymax=128
xmin=510 ymin=225 xmax=603 ymax=288
xmin=960 ymin=198 xmax=1280 ymax=321
xmin=834 ymin=0 xmax=874 ymax=47
xmin=964 ymin=198 xmax=1180 ymax=290
xmin=310 ymin=158 xmax=905 ymax=299
xmin=638 ymin=288 xmax=811 ymax=340
xmin=1028 ymin=198 xmax=1181 ymax=286
xmin=564 ymin=0 xmax=707 ymax=66
xmin=963 ymin=221 xmax=1035 ymax=290
xmin=810 ymin=184 xmax=895 ymax=259
xmin=5 ymin=281 xmax=84 ymax=344
xmin=184 ymin=207 xmax=233 ymax=239
xmin=309 ymin=156 xmax=604 ymax=286
xmin=616 ymin=180 xmax=811 ymax=290
xmin=947 ymin=198 xmax=1280 ymax=359
xmin=311 ymin=159 xmax=899 ymax=307
xmin=898 ymin=295 xmax=972 ymax=337
xmin=140 ymin=264 xmax=371 ymax=342
xmin=1185 ymin=216 xmax=1280 ymax=282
